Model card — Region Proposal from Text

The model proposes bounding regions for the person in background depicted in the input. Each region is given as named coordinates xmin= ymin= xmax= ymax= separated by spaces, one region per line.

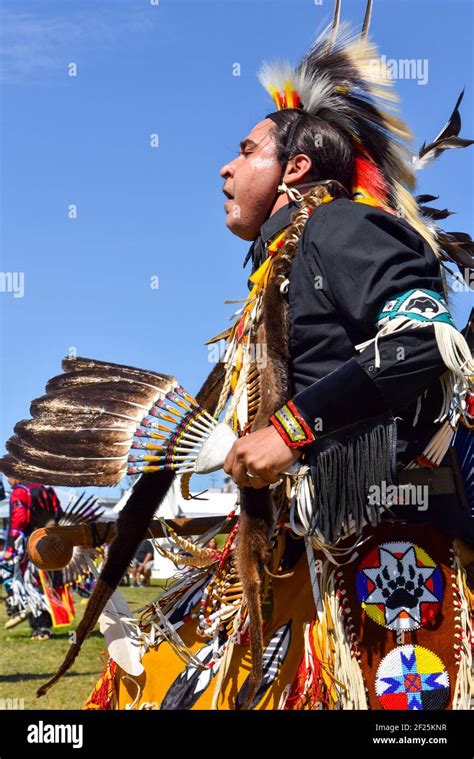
xmin=130 ymin=539 xmax=154 ymax=587
xmin=5 ymin=477 xmax=64 ymax=639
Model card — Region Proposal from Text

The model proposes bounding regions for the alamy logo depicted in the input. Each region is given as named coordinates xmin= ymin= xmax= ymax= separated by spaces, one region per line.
xmin=27 ymin=720 xmax=83 ymax=749
xmin=368 ymin=482 xmax=429 ymax=512
xmin=0 ymin=697 xmax=25 ymax=709
xmin=0 ymin=271 xmax=24 ymax=298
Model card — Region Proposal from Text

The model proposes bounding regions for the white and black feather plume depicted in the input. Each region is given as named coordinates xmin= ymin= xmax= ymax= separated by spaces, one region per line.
xmin=412 ymin=90 xmax=474 ymax=171
xmin=236 ymin=621 xmax=292 ymax=710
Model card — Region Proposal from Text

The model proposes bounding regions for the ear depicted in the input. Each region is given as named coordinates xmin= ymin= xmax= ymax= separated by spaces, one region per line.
xmin=282 ymin=153 xmax=313 ymax=185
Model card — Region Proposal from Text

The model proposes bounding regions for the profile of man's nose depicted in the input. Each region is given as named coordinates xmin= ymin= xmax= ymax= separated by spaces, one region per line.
xmin=219 ymin=160 xmax=234 ymax=178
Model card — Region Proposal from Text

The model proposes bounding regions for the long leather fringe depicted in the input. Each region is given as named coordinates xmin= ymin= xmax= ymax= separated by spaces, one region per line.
xmin=309 ymin=418 xmax=398 ymax=543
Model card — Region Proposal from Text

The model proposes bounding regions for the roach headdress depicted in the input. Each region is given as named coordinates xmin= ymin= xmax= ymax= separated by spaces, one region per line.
xmin=258 ymin=0 xmax=473 ymax=273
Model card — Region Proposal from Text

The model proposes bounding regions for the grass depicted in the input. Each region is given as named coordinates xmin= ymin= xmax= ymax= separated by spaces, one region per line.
xmin=0 ymin=581 xmax=166 ymax=710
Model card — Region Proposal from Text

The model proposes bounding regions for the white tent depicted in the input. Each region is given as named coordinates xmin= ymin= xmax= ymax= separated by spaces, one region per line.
xmin=113 ymin=477 xmax=237 ymax=519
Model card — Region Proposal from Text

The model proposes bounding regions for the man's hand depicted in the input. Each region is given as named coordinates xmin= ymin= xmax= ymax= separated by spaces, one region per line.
xmin=223 ymin=425 xmax=301 ymax=488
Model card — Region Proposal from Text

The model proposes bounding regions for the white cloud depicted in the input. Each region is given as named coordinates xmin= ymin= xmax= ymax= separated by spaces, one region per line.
xmin=0 ymin=8 xmax=155 ymax=85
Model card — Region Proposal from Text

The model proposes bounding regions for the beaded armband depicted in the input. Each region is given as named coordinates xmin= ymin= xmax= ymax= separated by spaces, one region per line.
xmin=270 ymin=400 xmax=315 ymax=449
xmin=376 ymin=288 xmax=455 ymax=328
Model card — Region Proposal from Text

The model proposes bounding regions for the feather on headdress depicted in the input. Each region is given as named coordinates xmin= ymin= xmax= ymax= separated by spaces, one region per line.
xmin=258 ymin=14 xmax=413 ymax=203
xmin=258 ymin=1 xmax=473 ymax=273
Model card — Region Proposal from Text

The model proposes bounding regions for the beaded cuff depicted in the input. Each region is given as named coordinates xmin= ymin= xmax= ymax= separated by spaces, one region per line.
xmin=270 ymin=400 xmax=316 ymax=449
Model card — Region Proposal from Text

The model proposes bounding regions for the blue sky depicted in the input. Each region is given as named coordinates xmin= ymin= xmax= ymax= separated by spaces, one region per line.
xmin=1 ymin=0 xmax=473 ymax=498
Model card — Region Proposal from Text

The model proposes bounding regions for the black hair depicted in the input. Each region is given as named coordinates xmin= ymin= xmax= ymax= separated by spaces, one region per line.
xmin=266 ymin=109 xmax=355 ymax=193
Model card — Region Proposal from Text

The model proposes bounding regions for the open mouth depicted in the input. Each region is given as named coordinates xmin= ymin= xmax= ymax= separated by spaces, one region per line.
xmin=223 ymin=188 xmax=234 ymax=200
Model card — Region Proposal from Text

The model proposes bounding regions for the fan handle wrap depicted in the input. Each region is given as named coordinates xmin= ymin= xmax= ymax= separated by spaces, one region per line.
xmin=27 ymin=515 xmax=238 ymax=572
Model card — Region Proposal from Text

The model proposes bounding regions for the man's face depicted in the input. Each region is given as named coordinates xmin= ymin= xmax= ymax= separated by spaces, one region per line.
xmin=220 ymin=118 xmax=282 ymax=241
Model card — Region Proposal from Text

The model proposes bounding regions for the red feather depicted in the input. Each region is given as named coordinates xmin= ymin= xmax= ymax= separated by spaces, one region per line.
xmin=352 ymin=152 xmax=388 ymax=204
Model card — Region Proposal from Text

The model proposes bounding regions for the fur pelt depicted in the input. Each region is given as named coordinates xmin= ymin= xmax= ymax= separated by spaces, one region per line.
xmin=235 ymin=186 xmax=342 ymax=708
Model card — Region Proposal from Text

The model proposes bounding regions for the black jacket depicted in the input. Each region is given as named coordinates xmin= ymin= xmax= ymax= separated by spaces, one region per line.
xmin=245 ymin=198 xmax=473 ymax=542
